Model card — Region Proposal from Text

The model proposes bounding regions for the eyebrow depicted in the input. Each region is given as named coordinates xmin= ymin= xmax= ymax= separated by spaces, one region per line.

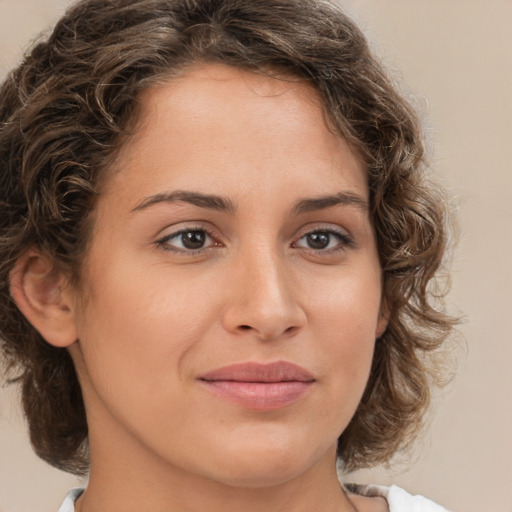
xmin=292 ymin=192 xmax=368 ymax=215
xmin=131 ymin=189 xmax=368 ymax=216
xmin=131 ymin=190 xmax=236 ymax=214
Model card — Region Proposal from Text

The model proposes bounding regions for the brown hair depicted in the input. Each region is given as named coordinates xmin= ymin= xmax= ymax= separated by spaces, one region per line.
xmin=0 ymin=0 xmax=455 ymax=475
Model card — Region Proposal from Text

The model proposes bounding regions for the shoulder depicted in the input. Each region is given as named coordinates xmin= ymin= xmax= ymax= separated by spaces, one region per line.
xmin=346 ymin=483 xmax=451 ymax=512
xmin=385 ymin=485 xmax=450 ymax=512
xmin=58 ymin=488 xmax=84 ymax=512
xmin=59 ymin=485 xmax=450 ymax=512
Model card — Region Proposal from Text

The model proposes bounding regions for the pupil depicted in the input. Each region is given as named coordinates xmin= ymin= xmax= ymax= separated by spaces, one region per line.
xmin=182 ymin=230 xmax=206 ymax=249
xmin=307 ymin=232 xmax=330 ymax=249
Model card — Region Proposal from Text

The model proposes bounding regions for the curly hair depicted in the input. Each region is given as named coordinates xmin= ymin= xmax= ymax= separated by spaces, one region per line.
xmin=0 ymin=0 xmax=455 ymax=476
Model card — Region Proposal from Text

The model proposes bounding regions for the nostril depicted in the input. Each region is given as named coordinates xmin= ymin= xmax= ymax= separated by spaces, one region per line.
xmin=239 ymin=325 xmax=251 ymax=330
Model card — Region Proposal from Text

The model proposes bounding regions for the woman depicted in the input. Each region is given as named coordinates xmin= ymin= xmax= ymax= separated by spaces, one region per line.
xmin=0 ymin=1 xmax=455 ymax=511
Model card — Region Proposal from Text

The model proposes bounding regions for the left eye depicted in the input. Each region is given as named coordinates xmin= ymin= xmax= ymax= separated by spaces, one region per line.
xmin=295 ymin=230 xmax=351 ymax=251
xmin=158 ymin=229 xmax=214 ymax=251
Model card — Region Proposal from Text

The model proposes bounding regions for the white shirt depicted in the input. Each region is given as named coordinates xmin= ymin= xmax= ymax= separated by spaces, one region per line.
xmin=59 ymin=485 xmax=450 ymax=511
xmin=350 ymin=484 xmax=450 ymax=512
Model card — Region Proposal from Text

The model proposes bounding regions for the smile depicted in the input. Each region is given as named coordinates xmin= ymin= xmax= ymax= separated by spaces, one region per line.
xmin=198 ymin=361 xmax=316 ymax=410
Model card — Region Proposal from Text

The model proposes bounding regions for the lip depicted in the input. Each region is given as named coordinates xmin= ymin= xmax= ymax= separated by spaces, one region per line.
xmin=198 ymin=361 xmax=315 ymax=410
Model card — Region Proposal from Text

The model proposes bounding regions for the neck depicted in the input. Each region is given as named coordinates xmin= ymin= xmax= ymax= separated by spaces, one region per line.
xmin=76 ymin=430 xmax=357 ymax=512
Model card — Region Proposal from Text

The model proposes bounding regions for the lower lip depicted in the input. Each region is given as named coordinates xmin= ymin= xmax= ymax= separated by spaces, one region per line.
xmin=200 ymin=380 xmax=313 ymax=410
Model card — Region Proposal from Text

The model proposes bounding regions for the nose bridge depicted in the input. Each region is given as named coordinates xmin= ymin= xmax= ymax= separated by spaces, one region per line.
xmin=222 ymin=240 xmax=305 ymax=340
xmin=249 ymin=244 xmax=289 ymax=307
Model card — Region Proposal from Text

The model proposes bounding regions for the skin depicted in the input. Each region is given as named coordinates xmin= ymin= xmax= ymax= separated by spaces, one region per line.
xmin=14 ymin=63 xmax=389 ymax=512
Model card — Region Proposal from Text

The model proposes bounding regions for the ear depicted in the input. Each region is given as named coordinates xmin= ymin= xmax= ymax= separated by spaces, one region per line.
xmin=375 ymin=298 xmax=389 ymax=339
xmin=9 ymin=250 xmax=78 ymax=348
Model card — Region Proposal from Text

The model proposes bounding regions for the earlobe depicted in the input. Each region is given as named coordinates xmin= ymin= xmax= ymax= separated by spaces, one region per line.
xmin=9 ymin=250 xmax=78 ymax=348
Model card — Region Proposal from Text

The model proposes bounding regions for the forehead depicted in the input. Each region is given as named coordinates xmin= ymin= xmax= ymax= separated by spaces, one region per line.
xmin=137 ymin=63 xmax=325 ymax=124
xmin=105 ymin=62 xmax=367 ymax=205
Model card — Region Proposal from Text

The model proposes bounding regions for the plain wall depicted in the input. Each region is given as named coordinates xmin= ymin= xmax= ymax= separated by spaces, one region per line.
xmin=1 ymin=1 xmax=511 ymax=511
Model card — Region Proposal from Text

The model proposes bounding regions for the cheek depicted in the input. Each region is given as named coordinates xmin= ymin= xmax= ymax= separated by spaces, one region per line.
xmin=80 ymin=248 xmax=216 ymax=332
xmin=308 ymin=261 xmax=383 ymax=340
xmin=73 ymin=256 xmax=219 ymax=400
xmin=306 ymin=266 xmax=382 ymax=403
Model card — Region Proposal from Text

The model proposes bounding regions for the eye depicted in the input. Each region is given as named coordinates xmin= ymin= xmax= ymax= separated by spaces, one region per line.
xmin=294 ymin=229 xmax=353 ymax=252
xmin=157 ymin=228 xmax=216 ymax=253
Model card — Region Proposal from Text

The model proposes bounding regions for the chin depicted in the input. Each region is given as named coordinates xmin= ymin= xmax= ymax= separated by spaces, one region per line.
xmin=207 ymin=461 xmax=308 ymax=489
xmin=197 ymin=436 xmax=336 ymax=489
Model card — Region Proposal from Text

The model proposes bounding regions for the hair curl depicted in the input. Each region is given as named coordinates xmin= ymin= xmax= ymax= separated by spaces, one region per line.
xmin=0 ymin=0 xmax=455 ymax=476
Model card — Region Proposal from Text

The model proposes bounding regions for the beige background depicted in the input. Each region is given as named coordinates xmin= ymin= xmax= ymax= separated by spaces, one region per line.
xmin=0 ymin=1 xmax=511 ymax=511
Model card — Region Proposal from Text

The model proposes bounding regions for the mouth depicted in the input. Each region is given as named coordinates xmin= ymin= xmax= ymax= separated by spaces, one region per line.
xmin=198 ymin=361 xmax=315 ymax=410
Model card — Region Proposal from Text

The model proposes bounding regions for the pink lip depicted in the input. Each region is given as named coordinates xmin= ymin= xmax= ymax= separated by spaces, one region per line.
xmin=199 ymin=361 xmax=315 ymax=410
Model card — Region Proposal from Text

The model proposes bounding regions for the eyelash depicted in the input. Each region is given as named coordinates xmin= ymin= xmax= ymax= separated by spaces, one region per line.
xmin=156 ymin=226 xmax=219 ymax=254
xmin=155 ymin=226 xmax=354 ymax=255
xmin=293 ymin=228 xmax=355 ymax=253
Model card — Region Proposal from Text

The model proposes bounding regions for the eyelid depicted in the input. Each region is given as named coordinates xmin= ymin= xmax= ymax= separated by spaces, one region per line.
xmin=153 ymin=221 xmax=355 ymax=256
xmin=155 ymin=223 xmax=223 ymax=254
xmin=291 ymin=224 xmax=355 ymax=252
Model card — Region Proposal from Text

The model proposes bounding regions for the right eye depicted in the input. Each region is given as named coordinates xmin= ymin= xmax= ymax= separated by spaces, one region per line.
xmin=156 ymin=228 xmax=217 ymax=253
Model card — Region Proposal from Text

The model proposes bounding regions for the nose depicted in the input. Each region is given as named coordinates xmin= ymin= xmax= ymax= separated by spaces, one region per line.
xmin=221 ymin=248 xmax=306 ymax=341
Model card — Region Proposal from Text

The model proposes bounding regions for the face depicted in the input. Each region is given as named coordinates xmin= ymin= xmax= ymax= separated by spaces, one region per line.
xmin=69 ymin=63 xmax=386 ymax=488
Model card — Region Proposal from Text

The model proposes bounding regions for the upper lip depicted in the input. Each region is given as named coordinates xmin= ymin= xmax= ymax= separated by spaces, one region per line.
xmin=199 ymin=361 xmax=315 ymax=383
